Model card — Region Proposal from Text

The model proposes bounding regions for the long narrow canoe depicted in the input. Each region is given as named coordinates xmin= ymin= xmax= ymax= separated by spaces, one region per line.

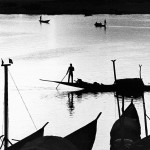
xmin=110 ymin=102 xmax=141 ymax=150
xmin=40 ymin=79 xmax=115 ymax=92
xmin=40 ymin=78 xmax=150 ymax=98
xmin=39 ymin=20 xmax=50 ymax=23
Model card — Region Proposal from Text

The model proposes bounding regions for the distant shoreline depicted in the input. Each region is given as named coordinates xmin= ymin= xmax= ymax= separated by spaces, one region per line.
xmin=0 ymin=1 xmax=150 ymax=15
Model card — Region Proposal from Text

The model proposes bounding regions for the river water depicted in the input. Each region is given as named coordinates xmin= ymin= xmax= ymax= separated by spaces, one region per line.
xmin=0 ymin=14 xmax=150 ymax=150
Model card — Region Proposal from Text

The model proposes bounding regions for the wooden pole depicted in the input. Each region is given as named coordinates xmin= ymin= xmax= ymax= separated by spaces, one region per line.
xmin=139 ymin=64 xmax=142 ymax=79
xmin=116 ymin=94 xmax=121 ymax=118
xmin=122 ymin=95 xmax=124 ymax=114
xmin=2 ymin=61 xmax=11 ymax=150
xmin=111 ymin=60 xmax=117 ymax=82
xmin=142 ymin=94 xmax=148 ymax=137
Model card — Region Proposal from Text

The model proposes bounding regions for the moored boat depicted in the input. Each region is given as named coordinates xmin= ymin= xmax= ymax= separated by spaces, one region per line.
xmin=13 ymin=113 xmax=102 ymax=150
xmin=110 ymin=101 xmax=141 ymax=150
xmin=65 ymin=112 xmax=102 ymax=150
xmin=7 ymin=123 xmax=48 ymax=150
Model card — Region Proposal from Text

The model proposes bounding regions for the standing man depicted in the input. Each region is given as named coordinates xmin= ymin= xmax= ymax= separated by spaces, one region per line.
xmin=66 ymin=63 xmax=74 ymax=83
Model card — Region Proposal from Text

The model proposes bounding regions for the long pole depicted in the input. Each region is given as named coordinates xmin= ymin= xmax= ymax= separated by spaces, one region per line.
xmin=56 ymin=74 xmax=67 ymax=89
xmin=111 ymin=60 xmax=117 ymax=82
xmin=2 ymin=61 xmax=11 ymax=150
xmin=4 ymin=64 xmax=10 ymax=150
xmin=142 ymin=94 xmax=148 ymax=137
xmin=139 ymin=64 xmax=142 ymax=79
xmin=116 ymin=94 xmax=121 ymax=118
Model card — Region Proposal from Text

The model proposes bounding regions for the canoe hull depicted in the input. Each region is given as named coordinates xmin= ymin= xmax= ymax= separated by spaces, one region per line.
xmin=110 ymin=102 xmax=141 ymax=150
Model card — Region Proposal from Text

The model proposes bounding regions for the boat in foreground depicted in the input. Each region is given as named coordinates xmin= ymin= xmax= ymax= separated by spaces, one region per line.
xmin=110 ymin=101 xmax=141 ymax=150
xmin=65 ymin=112 xmax=102 ymax=150
xmin=10 ymin=113 xmax=102 ymax=150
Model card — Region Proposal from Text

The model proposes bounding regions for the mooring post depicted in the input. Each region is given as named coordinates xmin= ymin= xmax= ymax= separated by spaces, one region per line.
xmin=1 ymin=59 xmax=13 ymax=150
xmin=142 ymin=94 xmax=148 ymax=137
xmin=139 ymin=64 xmax=142 ymax=79
xmin=111 ymin=60 xmax=117 ymax=82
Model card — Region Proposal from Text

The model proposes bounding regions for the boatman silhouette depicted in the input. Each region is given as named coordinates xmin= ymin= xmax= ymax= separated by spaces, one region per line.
xmin=66 ymin=63 xmax=74 ymax=83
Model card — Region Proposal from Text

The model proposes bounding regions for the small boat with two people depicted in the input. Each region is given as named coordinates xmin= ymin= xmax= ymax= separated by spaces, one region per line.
xmin=94 ymin=19 xmax=107 ymax=28
xmin=39 ymin=16 xmax=50 ymax=24
xmin=40 ymin=77 xmax=150 ymax=98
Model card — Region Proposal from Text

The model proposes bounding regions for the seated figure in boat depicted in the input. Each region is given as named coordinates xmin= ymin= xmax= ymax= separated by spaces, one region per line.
xmin=76 ymin=79 xmax=83 ymax=84
xmin=93 ymin=82 xmax=100 ymax=86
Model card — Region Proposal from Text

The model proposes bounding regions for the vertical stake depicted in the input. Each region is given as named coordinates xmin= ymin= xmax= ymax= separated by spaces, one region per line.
xmin=139 ymin=64 xmax=142 ymax=79
xmin=111 ymin=60 xmax=117 ymax=82
xmin=1 ymin=59 xmax=12 ymax=150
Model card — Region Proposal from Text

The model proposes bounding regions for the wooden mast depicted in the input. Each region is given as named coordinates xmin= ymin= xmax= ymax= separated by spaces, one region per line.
xmin=142 ymin=94 xmax=148 ymax=137
xmin=111 ymin=59 xmax=117 ymax=82
xmin=1 ymin=59 xmax=12 ymax=150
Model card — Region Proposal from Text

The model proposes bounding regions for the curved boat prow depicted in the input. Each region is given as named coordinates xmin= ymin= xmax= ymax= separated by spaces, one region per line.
xmin=96 ymin=112 xmax=102 ymax=120
xmin=64 ymin=112 xmax=102 ymax=150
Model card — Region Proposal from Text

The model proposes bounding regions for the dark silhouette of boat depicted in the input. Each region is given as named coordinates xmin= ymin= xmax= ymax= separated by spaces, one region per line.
xmin=12 ymin=113 xmax=102 ymax=150
xmin=65 ymin=112 xmax=102 ymax=150
xmin=127 ymin=95 xmax=150 ymax=150
xmin=94 ymin=22 xmax=106 ymax=27
xmin=129 ymin=135 xmax=150 ymax=150
xmin=39 ymin=16 xmax=50 ymax=24
xmin=7 ymin=123 xmax=48 ymax=150
xmin=40 ymin=78 xmax=115 ymax=92
xmin=110 ymin=101 xmax=141 ymax=150
xmin=40 ymin=78 xmax=150 ymax=98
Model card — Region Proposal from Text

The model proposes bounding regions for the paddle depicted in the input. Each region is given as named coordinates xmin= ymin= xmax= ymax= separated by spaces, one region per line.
xmin=56 ymin=74 xmax=67 ymax=89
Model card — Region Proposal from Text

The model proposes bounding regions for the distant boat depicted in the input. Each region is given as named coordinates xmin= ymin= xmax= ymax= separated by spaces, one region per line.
xmin=39 ymin=16 xmax=50 ymax=24
xmin=94 ymin=22 xmax=106 ymax=28
xmin=94 ymin=19 xmax=107 ymax=28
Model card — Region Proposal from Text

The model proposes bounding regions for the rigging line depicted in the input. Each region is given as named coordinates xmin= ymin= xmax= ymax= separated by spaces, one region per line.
xmin=8 ymin=70 xmax=37 ymax=130
xmin=146 ymin=114 xmax=150 ymax=121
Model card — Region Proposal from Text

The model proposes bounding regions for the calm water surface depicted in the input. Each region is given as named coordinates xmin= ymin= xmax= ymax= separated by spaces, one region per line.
xmin=0 ymin=14 xmax=150 ymax=150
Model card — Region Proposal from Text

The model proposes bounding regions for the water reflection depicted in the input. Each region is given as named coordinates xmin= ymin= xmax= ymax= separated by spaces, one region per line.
xmin=67 ymin=93 xmax=74 ymax=116
xmin=58 ymin=89 xmax=100 ymax=115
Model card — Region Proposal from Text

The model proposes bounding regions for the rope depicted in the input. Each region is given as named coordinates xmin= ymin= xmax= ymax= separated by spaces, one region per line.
xmin=146 ymin=114 xmax=150 ymax=121
xmin=8 ymin=70 xmax=37 ymax=130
